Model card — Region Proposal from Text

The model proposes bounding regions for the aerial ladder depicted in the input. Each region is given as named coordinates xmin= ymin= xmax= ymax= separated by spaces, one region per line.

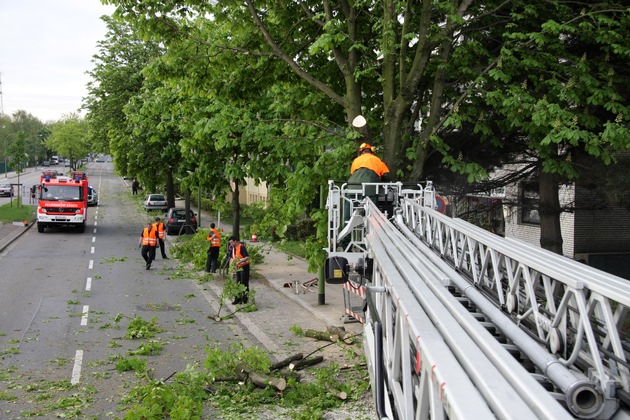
xmin=325 ymin=180 xmax=629 ymax=420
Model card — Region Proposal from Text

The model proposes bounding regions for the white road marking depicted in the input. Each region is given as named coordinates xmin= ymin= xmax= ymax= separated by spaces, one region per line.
xmin=81 ymin=305 xmax=89 ymax=326
xmin=71 ymin=350 xmax=83 ymax=385
xmin=88 ymin=260 xmax=93 ymax=270
xmin=92 ymin=237 xmax=96 ymax=243
xmin=90 ymin=247 xmax=95 ymax=254
xmin=93 ymin=228 xmax=97 ymax=233
xmin=86 ymin=277 xmax=92 ymax=291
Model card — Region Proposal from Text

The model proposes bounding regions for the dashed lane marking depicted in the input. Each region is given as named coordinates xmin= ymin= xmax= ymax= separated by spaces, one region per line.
xmin=81 ymin=305 xmax=89 ymax=326
xmin=71 ymin=350 xmax=83 ymax=385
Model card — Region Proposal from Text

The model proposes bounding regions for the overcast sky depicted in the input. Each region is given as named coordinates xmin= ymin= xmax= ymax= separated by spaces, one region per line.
xmin=0 ymin=0 xmax=116 ymax=123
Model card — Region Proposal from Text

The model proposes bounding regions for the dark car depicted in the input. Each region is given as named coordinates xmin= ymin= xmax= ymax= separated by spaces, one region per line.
xmin=165 ymin=208 xmax=198 ymax=235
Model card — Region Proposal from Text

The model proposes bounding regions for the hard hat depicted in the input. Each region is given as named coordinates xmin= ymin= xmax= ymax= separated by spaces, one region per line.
xmin=359 ymin=143 xmax=375 ymax=153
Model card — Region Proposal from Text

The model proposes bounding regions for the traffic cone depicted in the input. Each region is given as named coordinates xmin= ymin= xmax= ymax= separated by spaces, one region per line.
xmin=251 ymin=233 xmax=258 ymax=242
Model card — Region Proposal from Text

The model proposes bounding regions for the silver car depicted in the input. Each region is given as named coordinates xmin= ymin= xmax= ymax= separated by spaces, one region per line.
xmin=87 ymin=187 xmax=98 ymax=206
xmin=0 ymin=183 xmax=13 ymax=197
xmin=143 ymin=194 xmax=168 ymax=211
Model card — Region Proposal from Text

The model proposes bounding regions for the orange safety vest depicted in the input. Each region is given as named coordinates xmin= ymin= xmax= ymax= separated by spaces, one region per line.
xmin=142 ymin=226 xmax=157 ymax=246
xmin=153 ymin=222 xmax=165 ymax=239
xmin=207 ymin=228 xmax=221 ymax=247
xmin=231 ymin=242 xmax=250 ymax=267
xmin=350 ymin=153 xmax=390 ymax=178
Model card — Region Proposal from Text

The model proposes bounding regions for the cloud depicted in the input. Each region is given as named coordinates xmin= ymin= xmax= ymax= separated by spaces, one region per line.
xmin=0 ymin=0 xmax=115 ymax=122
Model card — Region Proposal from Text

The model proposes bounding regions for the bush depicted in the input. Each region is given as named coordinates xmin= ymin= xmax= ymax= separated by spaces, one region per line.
xmin=285 ymin=219 xmax=316 ymax=241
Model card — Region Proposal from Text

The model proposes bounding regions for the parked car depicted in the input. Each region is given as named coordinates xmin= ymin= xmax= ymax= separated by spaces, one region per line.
xmin=0 ymin=182 xmax=13 ymax=197
xmin=41 ymin=160 xmax=51 ymax=167
xmin=165 ymin=208 xmax=198 ymax=235
xmin=87 ymin=186 xmax=98 ymax=206
xmin=144 ymin=194 xmax=168 ymax=211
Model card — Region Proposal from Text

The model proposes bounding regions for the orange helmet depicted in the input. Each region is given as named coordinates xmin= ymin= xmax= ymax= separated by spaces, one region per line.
xmin=359 ymin=143 xmax=375 ymax=153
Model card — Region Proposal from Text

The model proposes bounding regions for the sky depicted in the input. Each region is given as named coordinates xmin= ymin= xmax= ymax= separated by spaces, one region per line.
xmin=0 ymin=0 xmax=116 ymax=123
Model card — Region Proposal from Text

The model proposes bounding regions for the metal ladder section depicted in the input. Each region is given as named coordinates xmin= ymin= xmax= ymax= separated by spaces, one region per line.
xmin=397 ymin=189 xmax=629 ymax=419
xmin=325 ymin=181 xmax=629 ymax=419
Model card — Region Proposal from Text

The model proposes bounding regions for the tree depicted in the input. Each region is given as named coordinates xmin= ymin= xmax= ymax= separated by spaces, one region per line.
xmin=456 ymin=2 xmax=630 ymax=253
xmin=102 ymin=0 xmax=629 ymax=254
xmin=46 ymin=114 xmax=91 ymax=170
xmin=84 ymin=15 xmax=164 ymax=179
xmin=7 ymin=131 xmax=29 ymax=206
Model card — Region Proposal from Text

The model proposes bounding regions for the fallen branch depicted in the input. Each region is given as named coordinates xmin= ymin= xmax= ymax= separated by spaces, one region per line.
xmin=209 ymin=303 xmax=255 ymax=321
xmin=236 ymin=363 xmax=287 ymax=391
xmin=305 ymin=329 xmax=338 ymax=342
xmin=326 ymin=386 xmax=348 ymax=400
xmin=271 ymin=353 xmax=303 ymax=371
xmin=289 ymin=355 xmax=324 ymax=371
xmin=327 ymin=326 xmax=355 ymax=344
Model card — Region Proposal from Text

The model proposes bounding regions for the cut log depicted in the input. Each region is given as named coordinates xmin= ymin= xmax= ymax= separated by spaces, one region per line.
xmin=327 ymin=326 xmax=355 ymax=344
xmin=305 ymin=329 xmax=338 ymax=342
xmin=235 ymin=363 xmax=287 ymax=391
xmin=249 ymin=371 xmax=287 ymax=391
xmin=326 ymin=387 xmax=348 ymax=400
xmin=289 ymin=355 xmax=324 ymax=371
xmin=270 ymin=353 xmax=303 ymax=371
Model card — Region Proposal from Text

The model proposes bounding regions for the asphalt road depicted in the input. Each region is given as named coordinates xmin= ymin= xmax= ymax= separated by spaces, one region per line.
xmin=0 ymin=162 xmax=242 ymax=416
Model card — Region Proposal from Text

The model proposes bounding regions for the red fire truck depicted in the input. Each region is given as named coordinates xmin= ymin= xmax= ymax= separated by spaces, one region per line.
xmin=37 ymin=171 xmax=89 ymax=233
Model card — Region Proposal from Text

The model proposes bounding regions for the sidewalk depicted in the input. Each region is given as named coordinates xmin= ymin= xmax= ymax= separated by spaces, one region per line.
xmin=171 ymin=198 xmax=358 ymax=329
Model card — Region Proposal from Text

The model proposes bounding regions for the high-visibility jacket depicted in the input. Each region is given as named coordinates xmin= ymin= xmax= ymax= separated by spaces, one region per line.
xmin=207 ymin=228 xmax=221 ymax=247
xmin=153 ymin=222 xmax=165 ymax=239
xmin=142 ymin=226 xmax=157 ymax=246
xmin=231 ymin=242 xmax=250 ymax=268
xmin=350 ymin=153 xmax=390 ymax=178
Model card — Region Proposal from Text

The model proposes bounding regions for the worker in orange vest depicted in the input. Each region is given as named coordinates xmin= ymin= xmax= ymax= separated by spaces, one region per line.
xmin=139 ymin=221 xmax=157 ymax=270
xmin=205 ymin=222 xmax=221 ymax=273
xmin=153 ymin=217 xmax=168 ymax=259
xmin=345 ymin=143 xmax=391 ymax=221
xmin=229 ymin=236 xmax=250 ymax=304
xmin=349 ymin=142 xmax=390 ymax=185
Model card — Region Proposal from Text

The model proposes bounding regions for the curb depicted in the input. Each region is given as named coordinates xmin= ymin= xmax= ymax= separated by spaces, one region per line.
xmin=0 ymin=219 xmax=35 ymax=253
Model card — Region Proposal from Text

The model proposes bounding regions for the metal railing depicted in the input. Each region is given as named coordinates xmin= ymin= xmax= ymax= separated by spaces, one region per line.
xmin=325 ymin=180 xmax=629 ymax=419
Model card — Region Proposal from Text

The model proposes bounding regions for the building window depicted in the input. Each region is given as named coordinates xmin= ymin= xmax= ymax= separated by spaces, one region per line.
xmin=521 ymin=182 xmax=540 ymax=224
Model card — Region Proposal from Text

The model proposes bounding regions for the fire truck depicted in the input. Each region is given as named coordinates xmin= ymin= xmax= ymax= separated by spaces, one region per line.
xmin=37 ymin=171 xmax=89 ymax=233
xmin=325 ymin=180 xmax=629 ymax=420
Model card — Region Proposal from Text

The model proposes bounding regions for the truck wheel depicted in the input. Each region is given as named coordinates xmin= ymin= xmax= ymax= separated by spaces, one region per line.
xmin=37 ymin=223 xmax=45 ymax=233
xmin=77 ymin=222 xmax=86 ymax=233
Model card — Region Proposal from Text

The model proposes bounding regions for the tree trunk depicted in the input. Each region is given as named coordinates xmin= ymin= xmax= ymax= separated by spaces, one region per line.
xmin=232 ymin=178 xmax=241 ymax=239
xmin=165 ymin=167 xmax=175 ymax=209
xmin=539 ymin=169 xmax=563 ymax=254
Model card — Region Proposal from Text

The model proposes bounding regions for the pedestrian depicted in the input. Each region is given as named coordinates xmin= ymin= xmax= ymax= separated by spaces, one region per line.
xmin=139 ymin=221 xmax=157 ymax=270
xmin=228 ymin=236 xmax=250 ymax=304
xmin=132 ymin=178 xmax=139 ymax=195
xmin=153 ymin=217 xmax=168 ymax=259
xmin=205 ymin=222 xmax=221 ymax=273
